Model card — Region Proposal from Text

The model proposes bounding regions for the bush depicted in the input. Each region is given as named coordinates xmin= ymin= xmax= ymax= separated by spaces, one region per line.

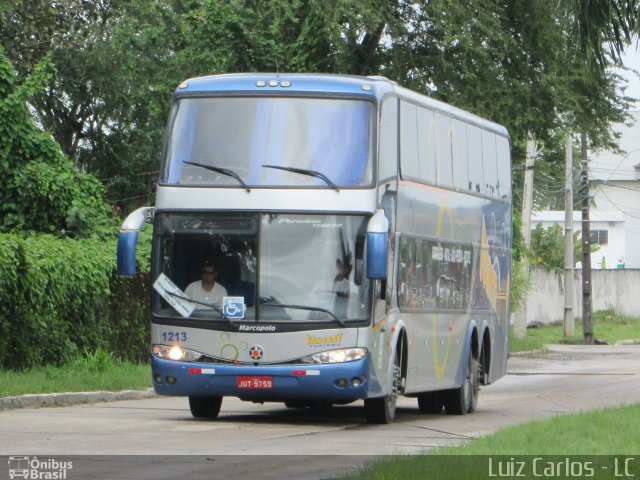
xmin=0 ymin=233 xmax=150 ymax=370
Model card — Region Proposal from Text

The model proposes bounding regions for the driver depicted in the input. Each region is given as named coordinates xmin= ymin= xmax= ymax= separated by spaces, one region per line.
xmin=185 ymin=260 xmax=228 ymax=308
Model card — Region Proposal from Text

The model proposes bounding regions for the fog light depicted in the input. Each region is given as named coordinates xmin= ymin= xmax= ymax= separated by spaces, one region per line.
xmin=166 ymin=376 xmax=177 ymax=385
xmin=351 ymin=377 xmax=362 ymax=387
xmin=154 ymin=374 xmax=163 ymax=384
xmin=336 ymin=378 xmax=347 ymax=388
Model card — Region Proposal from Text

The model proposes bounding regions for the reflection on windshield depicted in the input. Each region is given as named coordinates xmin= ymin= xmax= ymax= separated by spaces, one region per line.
xmin=161 ymin=97 xmax=373 ymax=188
xmin=152 ymin=212 xmax=370 ymax=323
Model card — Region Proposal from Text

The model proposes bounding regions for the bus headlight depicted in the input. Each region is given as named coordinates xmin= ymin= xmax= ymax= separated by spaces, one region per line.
xmin=303 ymin=348 xmax=367 ymax=364
xmin=153 ymin=344 xmax=203 ymax=362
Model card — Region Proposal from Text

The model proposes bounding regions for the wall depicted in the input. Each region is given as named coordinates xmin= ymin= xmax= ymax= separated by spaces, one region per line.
xmin=521 ymin=266 xmax=640 ymax=324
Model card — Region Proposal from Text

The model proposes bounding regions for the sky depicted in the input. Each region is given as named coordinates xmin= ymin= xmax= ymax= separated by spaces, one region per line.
xmin=618 ymin=45 xmax=640 ymax=108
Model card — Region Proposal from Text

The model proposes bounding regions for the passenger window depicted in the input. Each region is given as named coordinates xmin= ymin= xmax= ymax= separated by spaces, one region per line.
xmin=452 ymin=119 xmax=468 ymax=191
xmin=496 ymin=135 xmax=511 ymax=199
xmin=417 ymin=107 xmax=436 ymax=184
xmin=435 ymin=113 xmax=452 ymax=188
xmin=467 ymin=125 xmax=483 ymax=193
xmin=379 ymin=98 xmax=398 ymax=182
xmin=482 ymin=131 xmax=498 ymax=196
xmin=400 ymin=101 xmax=420 ymax=180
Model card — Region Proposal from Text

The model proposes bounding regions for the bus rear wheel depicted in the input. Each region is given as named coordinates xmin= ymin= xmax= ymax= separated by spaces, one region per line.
xmin=189 ymin=396 xmax=223 ymax=418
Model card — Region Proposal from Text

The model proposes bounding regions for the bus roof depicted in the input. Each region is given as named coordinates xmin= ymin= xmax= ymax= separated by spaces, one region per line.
xmin=175 ymin=73 xmax=387 ymax=97
xmin=175 ymin=73 xmax=508 ymax=138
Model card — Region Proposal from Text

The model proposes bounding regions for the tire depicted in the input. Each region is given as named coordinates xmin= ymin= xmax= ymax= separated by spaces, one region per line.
xmin=189 ymin=396 xmax=223 ymax=418
xmin=443 ymin=346 xmax=479 ymax=415
xmin=365 ymin=351 xmax=403 ymax=424
xmin=468 ymin=347 xmax=482 ymax=413
xmin=284 ymin=400 xmax=308 ymax=409
xmin=417 ymin=391 xmax=443 ymax=414
xmin=364 ymin=395 xmax=395 ymax=424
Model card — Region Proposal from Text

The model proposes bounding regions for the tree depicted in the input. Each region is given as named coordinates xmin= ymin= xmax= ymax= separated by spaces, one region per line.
xmin=0 ymin=50 xmax=111 ymax=236
xmin=0 ymin=0 xmax=634 ymax=219
xmin=559 ymin=0 xmax=639 ymax=68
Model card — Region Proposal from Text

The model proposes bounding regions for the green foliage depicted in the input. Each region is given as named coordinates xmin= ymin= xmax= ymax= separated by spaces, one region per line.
xmin=510 ymin=261 xmax=532 ymax=315
xmin=0 ymin=49 xmax=112 ymax=236
xmin=0 ymin=235 xmax=22 ymax=363
xmin=0 ymin=233 xmax=150 ymax=370
xmin=559 ymin=0 xmax=640 ymax=69
xmin=530 ymin=224 xmax=566 ymax=272
xmin=529 ymin=223 xmax=600 ymax=272
xmin=1 ymin=0 xmax=633 ymax=223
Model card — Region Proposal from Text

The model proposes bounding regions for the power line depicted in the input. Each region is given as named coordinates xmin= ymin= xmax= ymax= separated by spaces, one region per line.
xmin=598 ymin=189 xmax=640 ymax=219
xmin=99 ymin=169 xmax=159 ymax=183
xmin=106 ymin=193 xmax=151 ymax=204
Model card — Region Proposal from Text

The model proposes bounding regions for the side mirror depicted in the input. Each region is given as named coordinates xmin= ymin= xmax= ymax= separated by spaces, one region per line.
xmin=117 ymin=207 xmax=154 ymax=276
xmin=366 ymin=209 xmax=389 ymax=280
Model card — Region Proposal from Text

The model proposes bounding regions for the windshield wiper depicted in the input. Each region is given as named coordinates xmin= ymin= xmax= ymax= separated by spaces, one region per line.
xmin=167 ymin=291 xmax=237 ymax=328
xmin=261 ymin=302 xmax=346 ymax=327
xmin=183 ymin=161 xmax=251 ymax=192
xmin=262 ymin=165 xmax=339 ymax=191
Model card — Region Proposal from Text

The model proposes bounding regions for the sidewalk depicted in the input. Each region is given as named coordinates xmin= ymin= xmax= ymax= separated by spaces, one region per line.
xmin=0 ymin=388 xmax=156 ymax=410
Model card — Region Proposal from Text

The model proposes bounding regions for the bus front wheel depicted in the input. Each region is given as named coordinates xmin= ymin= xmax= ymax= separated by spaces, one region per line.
xmin=189 ymin=396 xmax=223 ymax=418
xmin=364 ymin=352 xmax=403 ymax=424
xmin=443 ymin=347 xmax=479 ymax=415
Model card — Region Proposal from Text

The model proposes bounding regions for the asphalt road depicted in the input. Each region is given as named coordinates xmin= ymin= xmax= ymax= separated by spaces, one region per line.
xmin=1 ymin=344 xmax=639 ymax=479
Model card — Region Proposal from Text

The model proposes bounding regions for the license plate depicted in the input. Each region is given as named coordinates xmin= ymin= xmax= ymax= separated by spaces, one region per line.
xmin=236 ymin=376 xmax=273 ymax=389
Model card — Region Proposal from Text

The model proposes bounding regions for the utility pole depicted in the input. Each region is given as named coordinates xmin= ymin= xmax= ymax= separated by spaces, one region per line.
xmin=580 ymin=131 xmax=594 ymax=344
xmin=514 ymin=133 xmax=537 ymax=339
xmin=563 ymin=131 xmax=575 ymax=337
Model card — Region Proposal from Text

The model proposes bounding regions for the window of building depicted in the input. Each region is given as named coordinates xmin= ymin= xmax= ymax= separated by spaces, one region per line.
xmin=590 ymin=230 xmax=608 ymax=245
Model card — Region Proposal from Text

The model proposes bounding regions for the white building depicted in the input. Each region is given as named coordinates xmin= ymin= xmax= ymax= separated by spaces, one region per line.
xmin=531 ymin=111 xmax=640 ymax=269
xmin=589 ymin=110 xmax=640 ymax=269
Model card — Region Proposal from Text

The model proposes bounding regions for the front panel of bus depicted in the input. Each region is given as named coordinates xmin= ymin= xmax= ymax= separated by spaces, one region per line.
xmin=148 ymin=83 xmax=386 ymax=402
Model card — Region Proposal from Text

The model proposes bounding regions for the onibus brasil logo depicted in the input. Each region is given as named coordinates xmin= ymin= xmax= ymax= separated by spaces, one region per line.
xmin=8 ymin=456 xmax=73 ymax=479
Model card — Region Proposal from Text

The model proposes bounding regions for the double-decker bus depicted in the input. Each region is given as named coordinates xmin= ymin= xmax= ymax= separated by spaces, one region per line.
xmin=117 ymin=73 xmax=512 ymax=424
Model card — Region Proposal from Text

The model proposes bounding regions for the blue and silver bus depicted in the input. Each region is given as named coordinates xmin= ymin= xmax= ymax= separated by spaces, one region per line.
xmin=118 ymin=73 xmax=512 ymax=424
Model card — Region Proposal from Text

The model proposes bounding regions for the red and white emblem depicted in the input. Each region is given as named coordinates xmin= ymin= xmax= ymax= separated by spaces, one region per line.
xmin=249 ymin=345 xmax=264 ymax=360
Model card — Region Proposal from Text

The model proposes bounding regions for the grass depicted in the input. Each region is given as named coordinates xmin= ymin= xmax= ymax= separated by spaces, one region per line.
xmin=349 ymin=404 xmax=640 ymax=479
xmin=509 ymin=309 xmax=640 ymax=353
xmin=0 ymin=349 xmax=151 ymax=397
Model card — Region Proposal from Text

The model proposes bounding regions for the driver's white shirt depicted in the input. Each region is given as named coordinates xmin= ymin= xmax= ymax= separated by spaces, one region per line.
xmin=185 ymin=281 xmax=228 ymax=308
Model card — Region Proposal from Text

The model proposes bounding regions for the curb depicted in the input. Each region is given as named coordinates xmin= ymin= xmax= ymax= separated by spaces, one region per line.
xmin=0 ymin=388 xmax=157 ymax=411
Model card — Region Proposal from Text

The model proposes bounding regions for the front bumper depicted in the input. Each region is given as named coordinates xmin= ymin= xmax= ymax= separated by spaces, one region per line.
xmin=152 ymin=354 xmax=370 ymax=401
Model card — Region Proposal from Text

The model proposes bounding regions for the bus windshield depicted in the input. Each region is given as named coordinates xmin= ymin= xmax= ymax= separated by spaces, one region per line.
xmin=160 ymin=96 xmax=374 ymax=188
xmin=153 ymin=212 xmax=371 ymax=323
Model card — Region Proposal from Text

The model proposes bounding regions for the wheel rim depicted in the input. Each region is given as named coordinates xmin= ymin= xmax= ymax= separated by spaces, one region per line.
xmin=463 ymin=353 xmax=478 ymax=412
xmin=469 ymin=355 xmax=480 ymax=411
xmin=387 ymin=358 xmax=402 ymax=416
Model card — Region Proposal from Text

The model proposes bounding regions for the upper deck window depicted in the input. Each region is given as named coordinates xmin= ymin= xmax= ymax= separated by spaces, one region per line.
xmin=161 ymin=96 xmax=374 ymax=188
